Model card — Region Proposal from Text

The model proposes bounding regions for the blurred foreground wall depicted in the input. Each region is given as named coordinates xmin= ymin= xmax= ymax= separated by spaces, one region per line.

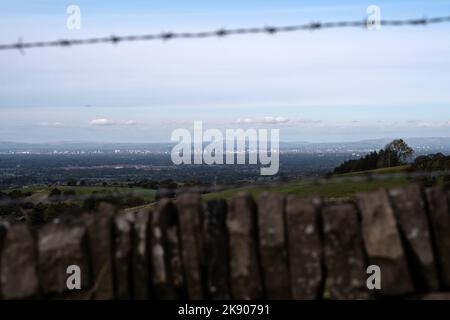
xmin=1 ymin=184 xmax=450 ymax=300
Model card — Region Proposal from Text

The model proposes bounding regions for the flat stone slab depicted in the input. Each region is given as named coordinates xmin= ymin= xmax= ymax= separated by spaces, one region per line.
xmin=1 ymin=223 xmax=40 ymax=299
xmin=132 ymin=209 xmax=151 ymax=300
xmin=38 ymin=223 xmax=91 ymax=296
xmin=389 ymin=184 xmax=439 ymax=290
xmin=227 ymin=192 xmax=263 ymax=299
xmin=425 ymin=187 xmax=450 ymax=287
xmin=0 ymin=222 xmax=5 ymax=299
xmin=416 ymin=292 xmax=450 ymax=300
xmin=285 ymin=196 xmax=323 ymax=299
xmin=357 ymin=189 xmax=414 ymax=296
xmin=176 ymin=193 xmax=204 ymax=299
xmin=152 ymin=199 xmax=180 ymax=299
xmin=81 ymin=203 xmax=115 ymax=300
xmin=204 ymin=199 xmax=230 ymax=299
xmin=114 ymin=213 xmax=135 ymax=300
xmin=258 ymin=192 xmax=290 ymax=299
xmin=322 ymin=203 xmax=370 ymax=300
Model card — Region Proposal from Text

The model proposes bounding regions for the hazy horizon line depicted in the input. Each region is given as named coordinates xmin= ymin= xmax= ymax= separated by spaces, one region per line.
xmin=2 ymin=136 xmax=450 ymax=146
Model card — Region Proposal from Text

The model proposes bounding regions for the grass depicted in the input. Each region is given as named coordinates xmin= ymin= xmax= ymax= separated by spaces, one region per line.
xmin=4 ymin=185 xmax=156 ymax=204
xmin=335 ymin=164 xmax=411 ymax=177
xmin=203 ymin=177 xmax=410 ymax=202
xmin=203 ymin=165 xmax=413 ymax=202
xmin=2 ymin=165 xmax=419 ymax=210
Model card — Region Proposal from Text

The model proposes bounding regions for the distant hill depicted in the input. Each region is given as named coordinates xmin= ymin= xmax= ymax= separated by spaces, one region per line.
xmin=1 ymin=137 xmax=450 ymax=154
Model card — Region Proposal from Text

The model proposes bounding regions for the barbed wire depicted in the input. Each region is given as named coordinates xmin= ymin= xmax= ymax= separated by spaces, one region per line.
xmin=1 ymin=169 xmax=449 ymax=206
xmin=1 ymin=16 xmax=450 ymax=52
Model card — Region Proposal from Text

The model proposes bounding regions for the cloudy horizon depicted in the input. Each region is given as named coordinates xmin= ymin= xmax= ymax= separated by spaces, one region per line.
xmin=1 ymin=0 xmax=450 ymax=143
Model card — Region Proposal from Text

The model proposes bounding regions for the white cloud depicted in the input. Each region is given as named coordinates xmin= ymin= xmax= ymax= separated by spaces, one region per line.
xmin=122 ymin=120 xmax=138 ymax=126
xmin=38 ymin=122 xmax=64 ymax=128
xmin=89 ymin=118 xmax=116 ymax=126
xmin=236 ymin=118 xmax=254 ymax=124
xmin=89 ymin=119 xmax=139 ymax=127
xmin=263 ymin=116 xmax=290 ymax=124
xmin=404 ymin=120 xmax=449 ymax=128
xmin=235 ymin=116 xmax=290 ymax=125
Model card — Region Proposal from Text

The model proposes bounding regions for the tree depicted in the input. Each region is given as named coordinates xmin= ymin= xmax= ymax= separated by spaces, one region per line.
xmin=67 ymin=178 xmax=77 ymax=186
xmin=332 ymin=139 xmax=414 ymax=174
xmin=383 ymin=139 xmax=414 ymax=166
xmin=48 ymin=188 xmax=62 ymax=201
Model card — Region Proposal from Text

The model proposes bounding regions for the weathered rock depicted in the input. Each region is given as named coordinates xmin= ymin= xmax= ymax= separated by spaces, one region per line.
xmin=81 ymin=203 xmax=115 ymax=300
xmin=416 ymin=292 xmax=450 ymax=300
xmin=0 ymin=222 xmax=6 ymax=247
xmin=204 ymin=199 xmax=230 ymax=300
xmin=227 ymin=192 xmax=263 ymax=299
xmin=0 ymin=223 xmax=40 ymax=299
xmin=152 ymin=199 xmax=179 ymax=299
xmin=176 ymin=193 xmax=204 ymax=299
xmin=0 ymin=222 xmax=8 ymax=299
xmin=132 ymin=209 xmax=151 ymax=300
xmin=425 ymin=187 xmax=450 ymax=287
xmin=322 ymin=203 xmax=370 ymax=300
xmin=258 ymin=192 xmax=290 ymax=299
xmin=357 ymin=189 xmax=414 ymax=296
xmin=285 ymin=196 xmax=323 ymax=299
xmin=389 ymin=184 xmax=439 ymax=290
xmin=114 ymin=213 xmax=135 ymax=300
xmin=0 ymin=222 xmax=6 ymax=251
xmin=37 ymin=223 xmax=91 ymax=296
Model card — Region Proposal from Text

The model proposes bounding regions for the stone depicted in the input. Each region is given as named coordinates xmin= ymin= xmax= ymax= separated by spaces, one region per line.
xmin=176 ymin=193 xmax=204 ymax=299
xmin=152 ymin=199 xmax=179 ymax=299
xmin=37 ymin=223 xmax=91 ymax=297
xmin=389 ymin=184 xmax=439 ymax=290
xmin=227 ymin=192 xmax=263 ymax=299
xmin=425 ymin=187 xmax=450 ymax=287
xmin=258 ymin=192 xmax=290 ymax=299
xmin=0 ymin=223 xmax=40 ymax=299
xmin=204 ymin=199 xmax=230 ymax=300
xmin=81 ymin=203 xmax=115 ymax=299
xmin=285 ymin=196 xmax=323 ymax=299
xmin=322 ymin=203 xmax=370 ymax=300
xmin=416 ymin=292 xmax=450 ymax=300
xmin=0 ymin=222 xmax=7 ymax=299
xmin=357 ymin=189 xmax=414 ymax=296
xmin=132 ymin=209 xmax=151 ymax=300
xmin=114 ymin=213 xmax=135 ymax=299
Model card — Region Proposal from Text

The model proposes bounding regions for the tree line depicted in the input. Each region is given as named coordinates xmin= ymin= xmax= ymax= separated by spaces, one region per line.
xmin=333 ymin=139 xmax=414 ymax=174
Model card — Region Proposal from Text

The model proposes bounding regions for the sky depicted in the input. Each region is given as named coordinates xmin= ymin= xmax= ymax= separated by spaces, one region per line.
xmin=0 ymin=0 xmax=450 ymax=143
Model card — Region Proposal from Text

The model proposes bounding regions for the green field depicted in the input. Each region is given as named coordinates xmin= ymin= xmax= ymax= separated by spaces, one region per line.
xmin=2 ymin=165 xmax=431 ymax=213
xmin=127 ymin=165 xmax=416 ymax=211
xmin=4 ymin=185 xmax=156 ymax=205
xmin=202 ymin=175 xmax=411 ymax=202
xmin=335 ymin=164 xmax=412 ymax=177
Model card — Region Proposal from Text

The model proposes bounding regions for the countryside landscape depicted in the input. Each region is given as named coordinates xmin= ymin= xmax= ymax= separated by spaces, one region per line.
xmin=1 ymin=0 xmax=450 ymax=310
xmin=1 ymin=137 xmax=450 ymax=226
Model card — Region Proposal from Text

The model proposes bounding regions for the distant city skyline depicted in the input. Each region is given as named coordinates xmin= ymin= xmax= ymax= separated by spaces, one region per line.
xmin=1 ymin=0 xmax=450 ymax=142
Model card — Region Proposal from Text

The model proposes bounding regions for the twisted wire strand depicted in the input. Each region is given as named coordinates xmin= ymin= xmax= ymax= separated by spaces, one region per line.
xmin=1 ymin=16 xmax=449 ymax=51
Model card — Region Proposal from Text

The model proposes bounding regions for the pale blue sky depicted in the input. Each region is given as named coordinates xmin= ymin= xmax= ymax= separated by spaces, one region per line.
xmin=0 ymin=0 xmax=450 ymax=142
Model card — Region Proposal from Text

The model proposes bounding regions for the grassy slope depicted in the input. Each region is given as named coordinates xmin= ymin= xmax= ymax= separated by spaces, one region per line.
xmin=203 ymin=177 xmax=409 ymax=202
xmin=203 ymin=165 xmax=412 ymax=202
xmin=8 ymin=185 xmax=155 ymax=205
xmin=5 ymin=165 xmax=412 ymax=213
xmin=126 ymin=165 xmax=413 ymax=212
xmin=335 ymin=164 xmax=411 ymax=177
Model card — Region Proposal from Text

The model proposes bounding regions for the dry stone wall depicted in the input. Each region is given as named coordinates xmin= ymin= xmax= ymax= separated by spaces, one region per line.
xmin=1 ymin=184 xmax=450 ymax=300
